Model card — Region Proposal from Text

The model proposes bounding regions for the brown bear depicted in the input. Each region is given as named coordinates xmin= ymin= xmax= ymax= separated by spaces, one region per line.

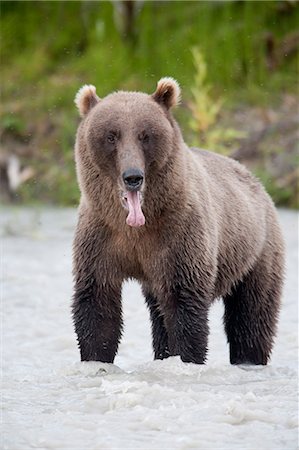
xmin=72 ymin=78 xmax=284 ymax=365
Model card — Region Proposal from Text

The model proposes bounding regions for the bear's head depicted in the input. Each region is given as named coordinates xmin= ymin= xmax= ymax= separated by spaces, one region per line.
xmin=74 ymin=78 xmax=182 ymax=228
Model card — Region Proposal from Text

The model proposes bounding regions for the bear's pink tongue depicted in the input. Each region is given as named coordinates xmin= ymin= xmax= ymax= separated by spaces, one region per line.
xmin=126 ymin=191 xmax=145 ymax=227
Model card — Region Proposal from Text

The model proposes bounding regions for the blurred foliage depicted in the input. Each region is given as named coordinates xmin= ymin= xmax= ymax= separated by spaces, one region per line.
xmin=0 ymin=0 xmax=298 ymax=206
xmin=189 ymin=47 xmax=245 ymax=155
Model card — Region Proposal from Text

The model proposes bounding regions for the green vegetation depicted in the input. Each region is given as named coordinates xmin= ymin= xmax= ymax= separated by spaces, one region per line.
xmin=1 ymin=1 xmax=298 ymax=206
xmin=189 ymin=47 xmax=245 ymax=154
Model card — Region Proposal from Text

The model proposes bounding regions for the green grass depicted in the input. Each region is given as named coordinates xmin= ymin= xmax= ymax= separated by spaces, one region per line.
xmin=1 ymin=1 xmax=298 ymax=206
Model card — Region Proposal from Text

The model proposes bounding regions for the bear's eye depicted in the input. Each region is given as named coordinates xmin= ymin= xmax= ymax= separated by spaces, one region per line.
xmin=107 ymin=132 xmax=117 ymax=144
xmin=139 ymin=132 xmax=149 ymax=144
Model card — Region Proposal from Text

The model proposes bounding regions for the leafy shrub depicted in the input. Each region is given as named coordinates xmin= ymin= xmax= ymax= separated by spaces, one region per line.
xmin=189 ymin=48 xmax=245 ymax=154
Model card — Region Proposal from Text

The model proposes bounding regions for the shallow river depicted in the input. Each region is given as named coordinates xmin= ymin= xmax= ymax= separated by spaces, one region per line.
xmin=2 ymin=207 xmax=298 ymax=449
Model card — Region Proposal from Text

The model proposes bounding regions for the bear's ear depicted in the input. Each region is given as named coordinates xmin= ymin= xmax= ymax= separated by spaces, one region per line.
xmin=152 ymin=77 xmax=181 ymax=109
xmin=74 ymin=85 xmax=100 ymax=118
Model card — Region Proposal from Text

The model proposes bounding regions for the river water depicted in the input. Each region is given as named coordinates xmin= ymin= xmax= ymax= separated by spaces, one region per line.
xmin=2 ymin=207 xmax=298 ymax=449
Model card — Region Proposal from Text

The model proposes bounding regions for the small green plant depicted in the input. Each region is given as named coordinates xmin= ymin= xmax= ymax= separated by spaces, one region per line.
xmin=189 ymin=47 xmax=244 ymax=154
xmin=0 ymin=114 xmax=26 ymax=136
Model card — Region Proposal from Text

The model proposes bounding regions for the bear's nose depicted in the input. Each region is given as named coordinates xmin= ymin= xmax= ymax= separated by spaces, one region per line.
xmin=122 ymin=168 xmax=144 ymax=191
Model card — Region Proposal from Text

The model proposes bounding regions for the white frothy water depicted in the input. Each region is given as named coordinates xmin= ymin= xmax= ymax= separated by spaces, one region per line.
xmin=1 ymin=207 xmax=298 ymax=449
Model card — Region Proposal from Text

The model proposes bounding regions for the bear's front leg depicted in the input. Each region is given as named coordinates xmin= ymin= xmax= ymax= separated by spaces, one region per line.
xmin=162 ymin=284 xmax=210 ymax=364
xmin=72 ymin=276 xmax=122 ymax=362
xmin=72 ymin=217 xmax=123 ymax=363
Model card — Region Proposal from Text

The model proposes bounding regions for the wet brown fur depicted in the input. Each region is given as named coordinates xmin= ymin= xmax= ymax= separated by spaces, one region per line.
xmin=72 ymin=78 xmax=285 ymax=365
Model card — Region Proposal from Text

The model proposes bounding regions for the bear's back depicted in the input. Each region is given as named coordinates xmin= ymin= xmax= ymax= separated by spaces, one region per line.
xmin=189 ymin=147 xmax=267 ymax=206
